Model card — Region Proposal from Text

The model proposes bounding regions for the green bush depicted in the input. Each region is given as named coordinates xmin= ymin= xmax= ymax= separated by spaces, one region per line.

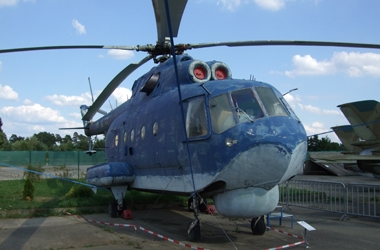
xmin=65 ymin=185 xmax=94 ymax=199
xmin=23 ymin=178 xmax=35 ymax=200
xmin=23 ymin=164 xmax=44 ymax=182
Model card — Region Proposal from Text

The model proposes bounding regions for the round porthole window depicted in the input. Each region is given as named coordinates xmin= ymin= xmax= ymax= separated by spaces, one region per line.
xmin=141 ymin=126 xmax=146 ymax=139
xmin=124 ymin=131 xmax=127 ymax=143
xmin=131 ymin=130 xmax=135 ymax=142
xmin=115 ymin=134 xmax=119 ymax=146
xmin=153 ymin=122 xmax=158 ymax=136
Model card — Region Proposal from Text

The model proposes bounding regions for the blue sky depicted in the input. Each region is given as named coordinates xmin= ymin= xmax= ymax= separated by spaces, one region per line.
xmin=1 ymin=0 xmax=380 ymax=143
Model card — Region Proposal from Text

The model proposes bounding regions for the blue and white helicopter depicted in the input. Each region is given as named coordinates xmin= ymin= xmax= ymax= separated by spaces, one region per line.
xmin=2 ymin=0 xmax=380 ymax=241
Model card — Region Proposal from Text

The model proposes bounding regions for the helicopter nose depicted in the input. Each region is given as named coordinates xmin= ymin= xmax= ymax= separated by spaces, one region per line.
xmin=216 ymin=139 xmax=307 ymax=191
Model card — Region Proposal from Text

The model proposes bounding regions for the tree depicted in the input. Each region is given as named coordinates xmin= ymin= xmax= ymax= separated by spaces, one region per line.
xmin=0 ymin=131 xmax=11 ymax=150
xmin=75 ymin=134 xmax=90 ymax=150
xmin=12 ymin=137 xmax=48 ymax=151
xmin=33 ymin=132 xmax=56 ymax=149
xmin=9 ymin=134 xmax=25 ymax=143
xmin=94 ymin=137 xmax=105 ymax=149
xmin=0 ymin=118 xmax=11 ymax=150
xmin=55 ymin=134 xmax=62 ymax=145
xmin=308 ymin=135 xmax=344 ymax=151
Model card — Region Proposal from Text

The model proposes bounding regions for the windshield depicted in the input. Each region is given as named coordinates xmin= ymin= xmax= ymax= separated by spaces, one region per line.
xmin=231 ymin=88 xmax=264 ymax=123
xmin=209 ymin=94 xmax=236 ymax=134
xmin=255 ymin=87 xmax=288 ymax=117
xmin=185 ymin=96 xmax=208 ymax=138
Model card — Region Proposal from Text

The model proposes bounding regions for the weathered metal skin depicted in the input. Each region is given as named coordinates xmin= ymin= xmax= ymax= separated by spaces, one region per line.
xmin=85 ymin=54 xmax=308 ymax=218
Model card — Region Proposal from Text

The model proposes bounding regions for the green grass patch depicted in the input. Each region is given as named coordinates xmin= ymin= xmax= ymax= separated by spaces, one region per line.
xmin=0 ymin=178 xmax=189 ymax=218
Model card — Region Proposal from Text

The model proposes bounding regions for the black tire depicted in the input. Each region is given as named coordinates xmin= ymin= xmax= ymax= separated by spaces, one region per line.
xmin=108 ymin=200 xmax=118 ymax=218
xmin=188 ymin=224 xmax=201 ymax=241
xmin=251 ymin=216 xmax=266 ymax=235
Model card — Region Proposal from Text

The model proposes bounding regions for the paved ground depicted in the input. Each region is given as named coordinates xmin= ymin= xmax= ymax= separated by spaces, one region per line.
xmin=1 ymin=205 xmax=380 ymax=250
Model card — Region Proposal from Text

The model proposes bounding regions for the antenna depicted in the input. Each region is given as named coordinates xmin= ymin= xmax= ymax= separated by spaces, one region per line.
xmin=88 ymin=77 xmax=94 ymax=103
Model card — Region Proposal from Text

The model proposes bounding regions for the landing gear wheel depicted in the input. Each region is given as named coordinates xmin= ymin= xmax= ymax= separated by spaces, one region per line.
xmin=108 ymin=200 xmax=118 ymax=218
xmin=251 ymin=216 xmax=266 ymax=235
xmin=187 ymin=222 xmax=201 ymax=241
xmin=117 ymin=199 xmax=127 ymax=217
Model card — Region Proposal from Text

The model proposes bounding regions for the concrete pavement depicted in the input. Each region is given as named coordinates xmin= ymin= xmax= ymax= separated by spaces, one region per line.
xmin=1 ymin=205 xmax=380 ymax=250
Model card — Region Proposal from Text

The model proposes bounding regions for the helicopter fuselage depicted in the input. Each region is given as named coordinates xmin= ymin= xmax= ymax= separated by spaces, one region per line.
xmin=85 ymin=54 xmax=307 ymax=218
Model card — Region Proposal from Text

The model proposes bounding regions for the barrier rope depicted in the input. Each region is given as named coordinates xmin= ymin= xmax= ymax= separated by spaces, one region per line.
xmin=65 ymin=212 xmax=211 ymax=250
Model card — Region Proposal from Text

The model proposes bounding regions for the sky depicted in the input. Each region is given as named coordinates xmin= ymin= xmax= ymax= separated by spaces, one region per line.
xmin=1 ymin=0 xmax=380 ymax=143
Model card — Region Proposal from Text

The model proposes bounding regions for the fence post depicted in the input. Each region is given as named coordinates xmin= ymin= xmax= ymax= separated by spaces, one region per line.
xmin=340 ymin=183 xmax=349 ymax=221
xmin=284 ymin=181 xmax=291 ymax=211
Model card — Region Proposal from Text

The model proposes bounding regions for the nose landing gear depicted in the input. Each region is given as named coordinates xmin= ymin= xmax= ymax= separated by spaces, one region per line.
xmin=251 ymin=216 xmax=266 ymax=235
xmin=187 ymin=194 xmax=202 ymax=241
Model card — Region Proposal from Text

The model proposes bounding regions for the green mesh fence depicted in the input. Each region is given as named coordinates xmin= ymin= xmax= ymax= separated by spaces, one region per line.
xmin=0 ymin=151 xmax=107 ymax=167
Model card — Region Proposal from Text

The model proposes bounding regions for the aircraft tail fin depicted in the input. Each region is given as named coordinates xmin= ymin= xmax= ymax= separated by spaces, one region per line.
xmin=338 ymin=100 xmax=380 ymax=141
xmin=331 ymin=125 xmax=361 ymax=153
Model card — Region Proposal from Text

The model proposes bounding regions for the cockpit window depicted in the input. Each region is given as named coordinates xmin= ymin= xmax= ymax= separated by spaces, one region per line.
xmin=231 ymin=88 xmax=264 ymax=123
xmin=255 ymin=87 xmax=288 ymax=117
xmin=210 ymin=94 xmax=236 ymax=134
xmin=185 ymin=96 xmax=208 ymax=138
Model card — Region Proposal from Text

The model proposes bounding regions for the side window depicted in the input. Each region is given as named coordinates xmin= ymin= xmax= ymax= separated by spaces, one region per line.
xmin=256 ymin=87 xmax=288 ymax=117
xmin=185 ymin=97 xmax=208 ymax=138
xmin=231 ymin=88 xmax=264 ymax=123
xmin=210 ymin=94 xmax=236 ymax=134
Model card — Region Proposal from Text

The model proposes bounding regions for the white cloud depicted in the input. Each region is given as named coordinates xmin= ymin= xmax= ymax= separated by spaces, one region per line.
xmin=107 ymin=49 xmax=134 ymax=60
xmin=0 ymin=103 xmax=67 ymax=124
xmin=254 ymin=0 xmax=285 ymax=11
xmin=285 ymin=55 xmax=334 ymax=77
xmin=285 ymin=52 xmax=380 ymax=77
xmin=298 ymin=103 xmax=341 ymax=116
xmin=72 ymin=19 xmax=86 ymax=35
xmin=284 ymin=93 xmax=300 ymax=110
xmin=0 ymin=61 xmax=2 ymax=70
xmin=322 ymin=109 xmax=340 ymax=115
xmin=112 ymin=87 xmax=132 ymax=105
xmin=0 ymin=0 xmax=19 ymax=7
xmin=23 ymin=99 xmax=34 ymax=105
xmin=217 ymin=0 xmax=241 ymax=11
xmin=299 ymin=103 xmax=321 ymax=114
xmin=69 ymin=112 xmax=82 ymax=119
xmin=332 ymin=52 xmax=380 ymax=77
xmin=304 ymin=121 xmax=327 ymax=135
xmin=0 ymin=84 xmax=18 ymax=100
xmin=45 ymin=92 xmax=92 ymax=107
xmin=217 ymin=0 xmax=286 ymax=11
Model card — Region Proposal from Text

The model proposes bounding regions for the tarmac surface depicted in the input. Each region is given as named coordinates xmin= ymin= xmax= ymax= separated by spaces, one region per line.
xmin=0 ymin=204 xmax=380 ymax=250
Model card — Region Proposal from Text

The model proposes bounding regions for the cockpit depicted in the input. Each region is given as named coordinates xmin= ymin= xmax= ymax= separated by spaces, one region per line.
xmin=185 ymin=87 xmax=291 ymax=138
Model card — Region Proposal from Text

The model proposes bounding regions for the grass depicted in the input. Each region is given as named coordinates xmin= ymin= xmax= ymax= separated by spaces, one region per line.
xmin=0 ymin=178 xmax=189 ymax=218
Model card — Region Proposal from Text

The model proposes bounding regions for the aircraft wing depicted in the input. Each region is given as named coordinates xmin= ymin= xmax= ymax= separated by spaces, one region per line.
xmin=338 ymin=100 xmax=380 ymax=141
xmin=311 ymin=153 xmax=380 ymax=162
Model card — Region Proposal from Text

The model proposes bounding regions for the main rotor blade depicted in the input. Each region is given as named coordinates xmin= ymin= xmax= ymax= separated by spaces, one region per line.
xmin=152 ymin=0 xmax=187 ymax=45
xmin=189 ymin=40 xmax=380 ymax=50
xmin=82 ymin=55 xmax=153 ymax=121
xmin=0 ymin=45 xmax=137 ymax=54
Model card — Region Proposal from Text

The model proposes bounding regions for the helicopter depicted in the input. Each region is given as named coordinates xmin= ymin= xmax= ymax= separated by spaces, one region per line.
xmin=2 ymin=0 xmax=380 ymax=242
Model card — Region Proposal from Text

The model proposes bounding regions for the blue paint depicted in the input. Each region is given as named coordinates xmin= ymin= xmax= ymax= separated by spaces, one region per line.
xmin=84 ymin=54 xmax=307 ymax=197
